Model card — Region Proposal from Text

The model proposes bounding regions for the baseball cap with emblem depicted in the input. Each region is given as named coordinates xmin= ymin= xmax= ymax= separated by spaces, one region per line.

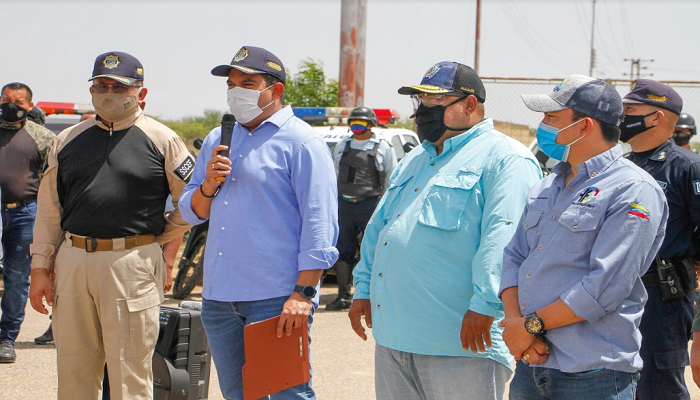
xmin=88 ymin=51 xmax=144 ymax=85
xmin=211 ymin=46 xmax=286 ymax=84
xmin=622 ymin=79 xmax=683 ymax=115
xmin=398 ymin=61 xmax=486 ymax=103
xmin=521 ymin=74 xmax=623 ymax=126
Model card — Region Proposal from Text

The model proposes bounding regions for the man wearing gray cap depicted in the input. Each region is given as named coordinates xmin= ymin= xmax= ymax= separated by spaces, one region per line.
xmin=29 ymin=51 xmax=193 ymax=400
xmin=348 ymin=61 xmax=541 ymax=400
xmin=179 ymin=46 xmax=338 ymax=400
xmin=499 ymin=75 xmax=668 ymax=399
xmin=620 ymin=79 xmax=700 ymax=400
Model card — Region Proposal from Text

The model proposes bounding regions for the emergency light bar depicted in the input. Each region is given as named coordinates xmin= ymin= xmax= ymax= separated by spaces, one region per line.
xmin=292 ymin=107 xmax=399 ymax=125
xmin=36 ymin=101 xmax=95 ymax=116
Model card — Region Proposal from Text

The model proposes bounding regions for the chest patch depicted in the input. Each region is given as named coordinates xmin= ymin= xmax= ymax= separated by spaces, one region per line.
xmin=656 ymin=180 xmax=668 ymax=190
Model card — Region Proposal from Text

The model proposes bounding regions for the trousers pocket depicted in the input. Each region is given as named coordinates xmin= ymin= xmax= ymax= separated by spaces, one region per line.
xmin=653 ymin=348 xmax=690 ymax=370
xmin=123 ymin=290 xmax=162 ymax=359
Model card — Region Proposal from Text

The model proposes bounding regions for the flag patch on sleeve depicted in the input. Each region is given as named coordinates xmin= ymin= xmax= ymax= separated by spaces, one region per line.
xmin=627 ymin=203 xmax=650 ymax=220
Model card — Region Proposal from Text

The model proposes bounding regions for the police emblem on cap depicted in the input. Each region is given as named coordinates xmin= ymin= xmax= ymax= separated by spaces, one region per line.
xmin=234 ymin=48 xmax=249 ymax=62
xmin=424 ymin=65 xmax=440 ymax=79
xmin=136 ymin=67 xmax=143 ymax=75
xmin=17 ymin=109 xmax=25 ymax=118
xmin=103 ymin=54 xmax=120 ymax=69
xmin=266 ymin=61 xmax=282 ymax=71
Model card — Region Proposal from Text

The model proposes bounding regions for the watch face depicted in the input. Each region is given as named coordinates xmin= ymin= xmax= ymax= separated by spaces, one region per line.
xmin=302 ymin=287 xmax=315 ymax=297
xmin=526 ymin=317 xmax=542 ymax=333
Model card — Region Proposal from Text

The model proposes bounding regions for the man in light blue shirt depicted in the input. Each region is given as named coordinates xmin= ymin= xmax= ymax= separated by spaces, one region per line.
xmin=499 ymin=75 xmax=669 ymax=400
xmin=348 ymin=61 xmax=541 ymax=400
xmin=179 ymin=46 xmax=338 ymax=400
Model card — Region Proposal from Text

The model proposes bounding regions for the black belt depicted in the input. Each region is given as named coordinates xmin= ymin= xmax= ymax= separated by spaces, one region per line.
xmin=1 ymin=199 xmax=35 ymax=209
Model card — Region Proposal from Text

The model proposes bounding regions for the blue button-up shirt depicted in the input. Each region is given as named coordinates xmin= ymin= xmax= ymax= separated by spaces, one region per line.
xmin=353 ymin=118 xmax=541 ymax=369
xmin=501 ymin=145 xmax=668 ymax=373
xmin=179 ymin=106 xmax=339 ymax=302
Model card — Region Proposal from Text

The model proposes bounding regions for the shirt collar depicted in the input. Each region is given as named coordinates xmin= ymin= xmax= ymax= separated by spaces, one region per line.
xmin=422 ymin=118 xmax=493 ymax=158
xmin=553 ymin=145 xmax=623 ymax=181
xmin=95 ymin=107 xmax=143 ymax=131
xmin=246 ymin=105 xmax=295 ymax=134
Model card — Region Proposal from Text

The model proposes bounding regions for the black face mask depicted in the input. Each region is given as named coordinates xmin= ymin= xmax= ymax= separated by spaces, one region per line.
xmin=619 ymin=111 xmax=656 ymax=143
xmin=414 ymin=100 xmax=472 ymax=143
xmin=672 ymin=131 xmax=693 ymax=147
xmin=0 ymin=102 xmax=28 ymax=123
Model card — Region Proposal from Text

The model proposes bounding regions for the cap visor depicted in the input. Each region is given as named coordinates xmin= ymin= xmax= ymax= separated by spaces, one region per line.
xmin=398 ymin=84 xmax=451 ymax=95
xmin=521 ymin=94 xmax=566 ymax=113
xmin=88 ymin=74 xmax=138 ymax=85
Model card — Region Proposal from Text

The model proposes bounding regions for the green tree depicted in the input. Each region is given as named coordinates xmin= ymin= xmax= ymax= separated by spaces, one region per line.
xmin=153 ymin=109 xmax=223 ymax=144
xmin=284 ymin=59 xmax=338 ymax=107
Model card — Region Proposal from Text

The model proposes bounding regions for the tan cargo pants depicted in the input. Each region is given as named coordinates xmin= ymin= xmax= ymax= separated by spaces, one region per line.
xmin=53 ymin=235 xmax=165 ymax=400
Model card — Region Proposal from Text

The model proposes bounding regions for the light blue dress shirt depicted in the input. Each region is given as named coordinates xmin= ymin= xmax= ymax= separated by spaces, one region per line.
xmin=179 ymin=106 xmax=339 ymax=302
xmin=500 ymin=145 xmax=669 ymax=373
xmin=353 ymin=118 xmax=541 ymax=369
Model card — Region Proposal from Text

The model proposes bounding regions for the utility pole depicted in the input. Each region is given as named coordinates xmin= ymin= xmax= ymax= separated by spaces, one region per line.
xmin=339 ymin=0 xmax=367 ymax=107
xmin=474 ymin=0 xmax=481 ymax=73
xmin=589 ymin=0 xmax=597 ymax=76
xmin=624 ymin=58 xmax=655 ymax=80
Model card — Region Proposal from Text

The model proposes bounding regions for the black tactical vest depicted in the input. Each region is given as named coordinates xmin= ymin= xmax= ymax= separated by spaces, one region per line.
xmin=337 ymin=140 xmax=384 ymax=198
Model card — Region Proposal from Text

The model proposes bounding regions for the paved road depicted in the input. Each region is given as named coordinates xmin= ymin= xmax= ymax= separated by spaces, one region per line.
xmin=2 ymin=281 xmax=700 ymax=399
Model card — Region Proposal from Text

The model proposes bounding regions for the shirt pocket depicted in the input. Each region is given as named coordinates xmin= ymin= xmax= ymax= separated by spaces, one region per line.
xmin=523 ymin=210 xmax=544 ymax=250
xmin=380 ymin=173 xmax=412 ymax=223
xmin=417 ymin=170 xmax=481 ymax=231
xmin=554 ymin=209 xmax=602 ymax=253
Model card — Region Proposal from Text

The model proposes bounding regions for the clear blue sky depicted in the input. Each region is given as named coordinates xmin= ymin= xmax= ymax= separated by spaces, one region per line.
xmin=4 ymin=0 xmax=699 ymax=125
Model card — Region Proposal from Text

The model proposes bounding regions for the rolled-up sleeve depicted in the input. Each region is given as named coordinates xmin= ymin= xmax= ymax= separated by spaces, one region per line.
xmin=561 ymin=181 xmax=668 ymax=322
xmin=291 ymin=136 xmax=339 ymax=271
xmin=470 ymin=154 xmax=541 ymax=317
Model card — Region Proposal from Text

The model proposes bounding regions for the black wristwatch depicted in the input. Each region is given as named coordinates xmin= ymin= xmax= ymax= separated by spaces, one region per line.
xmin=294 ymin=285 xmax=317 ymax=299
xmin=524 ymin=312 xmax=547 ymax=336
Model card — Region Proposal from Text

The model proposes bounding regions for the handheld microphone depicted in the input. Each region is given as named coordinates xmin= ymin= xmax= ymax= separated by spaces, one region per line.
xmin=216 ymin=113 xmax=236 ymax=182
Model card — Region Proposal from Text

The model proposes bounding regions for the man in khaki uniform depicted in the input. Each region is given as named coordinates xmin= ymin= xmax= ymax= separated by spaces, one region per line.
xmin=28 ymin=51 xmax=192 ymax=400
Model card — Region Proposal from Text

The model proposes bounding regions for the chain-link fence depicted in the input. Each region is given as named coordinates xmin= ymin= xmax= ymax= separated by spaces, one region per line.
xmin=481 ymin=77 xmax=700 ymax=146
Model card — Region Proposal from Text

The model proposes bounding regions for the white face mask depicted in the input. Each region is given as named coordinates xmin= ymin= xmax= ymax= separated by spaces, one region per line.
xmin=227 ymin=84 xmax=274 ymax=124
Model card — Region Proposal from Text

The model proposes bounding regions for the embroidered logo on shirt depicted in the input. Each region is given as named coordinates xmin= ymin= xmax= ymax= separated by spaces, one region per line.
xmin=174 ymin=155 xmax=195 ymax=182
xmin=577 ymin=186 xmax=599 ymax=204
xmin=693 ymin=180 xmax=700 ymax=195
xmin=627 ymin=203 xmax=650 ymax=220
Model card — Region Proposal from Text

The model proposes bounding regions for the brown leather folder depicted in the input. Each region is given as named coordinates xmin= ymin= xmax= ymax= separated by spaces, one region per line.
xmin=242 ymin=315 xmax=310 ymax=400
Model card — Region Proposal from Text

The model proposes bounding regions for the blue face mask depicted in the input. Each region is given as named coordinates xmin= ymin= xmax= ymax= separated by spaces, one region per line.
xmin=535 ymin=119 xmax=585 ymax=162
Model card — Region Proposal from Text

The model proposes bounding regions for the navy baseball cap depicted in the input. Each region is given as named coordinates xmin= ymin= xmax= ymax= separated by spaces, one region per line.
xmin=88 ymin=51 xmax=144 ymax=85
xmin=521 ymin=74 xmax=623 ymax=126
xmin=398 ymin=62 xmax=486 ymax=103
xmin=211 ymin=46 xmax=286 ymax=84
xmin=622 ymin=79 xmax=683 ymax=115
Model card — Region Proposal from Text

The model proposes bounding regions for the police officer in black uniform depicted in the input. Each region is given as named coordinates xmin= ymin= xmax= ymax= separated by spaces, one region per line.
xmin=620 ymin=79 xmax=700 ymax=400
xmin=326 ymin=107 xmax=397 ymax=311
xmin=674 ymin=113 xmax=697 ymax=152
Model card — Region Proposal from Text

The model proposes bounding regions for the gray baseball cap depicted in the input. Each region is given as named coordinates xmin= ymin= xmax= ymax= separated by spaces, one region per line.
xmin=521 ymin=74 xmax=623 ymax=126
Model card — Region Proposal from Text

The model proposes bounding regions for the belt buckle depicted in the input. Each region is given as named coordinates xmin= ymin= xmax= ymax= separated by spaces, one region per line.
xmin=85 ymin=237 xmax=98 ymax=253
